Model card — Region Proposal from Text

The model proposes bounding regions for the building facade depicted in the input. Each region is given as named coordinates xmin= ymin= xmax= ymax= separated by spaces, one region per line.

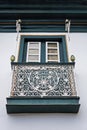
xmin=0 ymin=0 xmax=87 ymax=129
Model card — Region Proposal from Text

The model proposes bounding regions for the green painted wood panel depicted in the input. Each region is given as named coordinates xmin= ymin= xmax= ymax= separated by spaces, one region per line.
xmin=18 ymin=35 xmax=68 ymax=63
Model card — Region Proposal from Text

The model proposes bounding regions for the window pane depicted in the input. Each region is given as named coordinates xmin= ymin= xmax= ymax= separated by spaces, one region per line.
xmin=29 ymin=49 xmax=39 ymax=54
xmin=48 ymin=43 xmax=57 ymax=47
xmin=29 ymin=55 xmax=39 ymax=61
xmin=48 ymin=49 xmax=57 ymax=53
xmin=29 ymin=43 xmax=39 ymax=48
xmin=48 ymin=55 xmax=58 ymax=60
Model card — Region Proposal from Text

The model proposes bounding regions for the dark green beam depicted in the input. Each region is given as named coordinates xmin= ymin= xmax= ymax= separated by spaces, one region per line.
xmin=0 ymin=1 xmax=87 ymax=32
xmin=6 ymin=96 xmax=80 ymax=113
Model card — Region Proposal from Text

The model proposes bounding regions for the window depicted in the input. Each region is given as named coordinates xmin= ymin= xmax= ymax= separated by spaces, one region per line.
xmin=18 ymin=35 xmax=68 ymax=63
xmin=26 ymin=41 xmax=60 ymax=63
xmin=26 ymin=42 xmax=41 ymax=62
xmin=46 ymin=42 xmax=60 ymax=62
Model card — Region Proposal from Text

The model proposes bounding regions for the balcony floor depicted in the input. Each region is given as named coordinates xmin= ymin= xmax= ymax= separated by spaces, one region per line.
xmin=6 ymin=96 xmax=80 ymax=113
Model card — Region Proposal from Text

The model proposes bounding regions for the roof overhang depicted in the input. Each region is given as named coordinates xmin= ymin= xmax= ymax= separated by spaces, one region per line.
xmin=0 ymin=0 xmax=87 ymax=32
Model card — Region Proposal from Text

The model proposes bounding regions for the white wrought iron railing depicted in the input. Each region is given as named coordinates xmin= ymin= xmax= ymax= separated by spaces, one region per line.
xmin=10 ymin=63 xmax=77 ymax=97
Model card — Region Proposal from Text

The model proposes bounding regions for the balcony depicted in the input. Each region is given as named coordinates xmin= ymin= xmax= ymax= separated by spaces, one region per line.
xmin=6 ymin=62 xmax=80 ymax=113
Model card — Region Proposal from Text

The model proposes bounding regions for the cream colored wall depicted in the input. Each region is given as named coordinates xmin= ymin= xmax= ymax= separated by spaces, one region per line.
xmin=0 ymin=33 xmax=87 ymax=130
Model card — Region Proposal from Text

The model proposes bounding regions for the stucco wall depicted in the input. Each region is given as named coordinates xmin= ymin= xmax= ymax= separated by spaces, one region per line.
xmin=0 ymin=33 xmax=87 ymax=130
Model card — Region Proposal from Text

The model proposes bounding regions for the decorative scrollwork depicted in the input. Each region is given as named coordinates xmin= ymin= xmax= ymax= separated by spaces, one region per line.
xmin=11 ymin=64 xmax=77 ymax=97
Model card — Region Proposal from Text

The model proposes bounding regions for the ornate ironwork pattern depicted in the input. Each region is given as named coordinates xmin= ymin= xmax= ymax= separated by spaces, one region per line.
xmin=11 ymin=64 xmax=77 ymax=97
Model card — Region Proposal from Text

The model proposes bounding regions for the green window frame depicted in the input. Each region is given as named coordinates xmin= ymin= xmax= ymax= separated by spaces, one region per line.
xmin=18 ymin=35 xmax=68 ymax=63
